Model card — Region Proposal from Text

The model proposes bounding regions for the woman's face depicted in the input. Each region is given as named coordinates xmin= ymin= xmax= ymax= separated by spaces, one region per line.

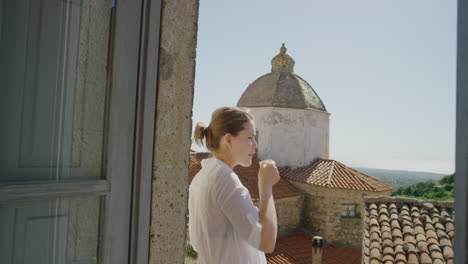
xmin=230 ymin=120 xmax=258 ymax=167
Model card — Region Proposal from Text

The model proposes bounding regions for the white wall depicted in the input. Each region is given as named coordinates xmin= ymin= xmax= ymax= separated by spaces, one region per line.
xmin=250 ymin=107 xmax=330 ymax=168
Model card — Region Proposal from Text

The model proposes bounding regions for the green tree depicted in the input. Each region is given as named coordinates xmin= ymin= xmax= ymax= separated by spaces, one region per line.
xmin=443 ymin=183 xmax=454 ymax=192
xmin=439 ymin=174 xmax=455 ymax=185
xmin=392 ymin=174 xmax=454 ymax=201
xmin=403 ymin=186 xmax=413 ymax=196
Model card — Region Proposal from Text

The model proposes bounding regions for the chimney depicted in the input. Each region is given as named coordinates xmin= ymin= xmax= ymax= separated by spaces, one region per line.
xmin=312 ymin=236 xmax=324 ymax=264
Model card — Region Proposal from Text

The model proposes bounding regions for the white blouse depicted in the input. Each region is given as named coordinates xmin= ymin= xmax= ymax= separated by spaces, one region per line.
xmin=188 ymin=157 xmax=267 ymax=264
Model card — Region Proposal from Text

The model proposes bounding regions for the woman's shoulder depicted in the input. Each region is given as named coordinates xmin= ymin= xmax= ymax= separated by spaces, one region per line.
xmin=201 ymin=157 xmax=231 ymax=175
xmin=198 ymin=157 xmax=244 ymax=189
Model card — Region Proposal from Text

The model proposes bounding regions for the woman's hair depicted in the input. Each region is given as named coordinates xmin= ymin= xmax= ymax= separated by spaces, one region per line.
xmin=194 ymin=106 xmax=254 ymax=152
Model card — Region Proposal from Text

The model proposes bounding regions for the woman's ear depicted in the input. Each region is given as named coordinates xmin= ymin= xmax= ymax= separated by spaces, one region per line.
xmin=224 ymin=133 xmax=232 ymax=148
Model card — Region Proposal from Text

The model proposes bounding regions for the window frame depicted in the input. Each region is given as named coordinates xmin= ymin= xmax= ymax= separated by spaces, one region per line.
xmin=101 ymin=1 xmax=161 ymax=264
xmin=0 ymin=1 xmax=161 ymax=263
xmin=341 ymin=204 xmax=359 ymax=219
xmin=455 ymin=1 xmax=468 ymax=262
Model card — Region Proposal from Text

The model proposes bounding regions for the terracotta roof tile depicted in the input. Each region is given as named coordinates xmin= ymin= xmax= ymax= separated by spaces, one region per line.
xmin=391 ymin=219 xmax=400 ymax=229
xmin=415 ymin=226 xmax=425 ymax=236
xmin=446 ymin=222 xmax=455 ymax=240
xmin=382 ymin=238 xmax=393 ymax=248
xmin=382 ymin=247 xmax=394 ymax=256
xmin=413 ymin=218 xmax=423 ymax=227
xmin=394 ymin=237 xmax=404 ymax=247
xmin=382 ymin=231 xmax=392 ymax=241
xmin=395 ymin=252 xmax=407 ymax=263
xmin=443 ymin=246 xmax=454 ymax=260
xmin=370 ymin=232 xmax=380 ymax=242
xmin=395 ymin=245 xmax=405 ymax=255
xmin=420 ymin=252 xmax=432 ymax=264
xmin=370 ymin=226 xmax=380 ymax=235
xmin=418 ymin=241 xmax=429 ymax=253
xmin=429 ymin=243 xmax=442 ymax=253
xmin=370 ymin=241 xmax=381 ymax=250
xmin=381 ymin=225 xmax=391 ymax=233
xmin=426 ymin=230 xmax=437 ymax=240
xmin=379 ymin=208 xmax=389 ymax=216
xmin=407 ymin=253 xmax=419 ymax=264
xmin=190 ymin=152 xmax=303 ymax=201
xmin=390 ymin=213 xmax=399 ymax=221
xmin=370 ymin=247 xmax=381 ymax=260
xmin=379 ymin=214 xmax=389 ymax=222
xmin=382 ymin=254 xmax=395 ymax=262
xmin=279 ymin=159 xmax=393 ymax=192
xmin=440 ymin=237 xmax=452 ymax=248
xmin=406 ymin=242 xmax=417 ymax=254
xmin=402 ymin=225 xmax=413 ymax=236
xmin=435 ymin=223 xmax=446 ymax=231
xmin=427 ymin=237 xmax=440 ymax=247
xmin=266 ymin=231 xmax=361 ymax=264
xmin=392 ymin=228 xmax=403 ymax=238
xmin=431 ymin=251 xmax=444 ymax=261
xmin=363 ymin=196 xmax=455 ymax=264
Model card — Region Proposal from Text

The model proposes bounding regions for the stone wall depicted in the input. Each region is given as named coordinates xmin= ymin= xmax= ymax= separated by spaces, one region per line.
xmin=253 ymin=195 xmax=304 ymax=236
xmin=149 ymin=0 xmax=199 ymax=263
xmin=276 ymin=195 xmax=304 ymax=235
xmin=288 ymin=180 xmax=390 ymax=249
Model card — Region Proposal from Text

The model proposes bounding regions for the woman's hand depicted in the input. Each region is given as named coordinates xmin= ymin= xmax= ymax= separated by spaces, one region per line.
xmin=258 ymin=160 xmax=280 ymax=187
xmin=257 ymin=159 xmax=279 ymax=253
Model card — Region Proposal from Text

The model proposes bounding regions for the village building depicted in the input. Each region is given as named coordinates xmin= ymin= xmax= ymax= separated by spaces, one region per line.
xmin=188 ymin=45 xmax=394 ymax=263
xmin=235 ymin=44 xmax=393 ymax=249
xmin=279 ymin=159 xmax=393 ymax=249
xmin=237 ymin=43 xmax=329 ymax=168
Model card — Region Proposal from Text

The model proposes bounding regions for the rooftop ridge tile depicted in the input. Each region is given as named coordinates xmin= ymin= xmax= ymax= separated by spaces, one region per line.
xmin=281 ymin=159 xmax=392 ymax=192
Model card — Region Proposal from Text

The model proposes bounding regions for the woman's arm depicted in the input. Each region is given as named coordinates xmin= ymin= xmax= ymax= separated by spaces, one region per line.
xmin=257 ymin=160 xmax=280 ymax=253
xmin=258 ymin=185 xmax=277 ymax=253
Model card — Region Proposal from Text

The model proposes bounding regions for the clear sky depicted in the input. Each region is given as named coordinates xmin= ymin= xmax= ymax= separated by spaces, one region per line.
xmin=191 ymin=0 xmax=457 ymax=174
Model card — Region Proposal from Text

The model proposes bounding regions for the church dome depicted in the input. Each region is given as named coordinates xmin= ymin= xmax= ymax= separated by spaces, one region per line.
xmin=237 ymin=44 xmax=327 ymax=112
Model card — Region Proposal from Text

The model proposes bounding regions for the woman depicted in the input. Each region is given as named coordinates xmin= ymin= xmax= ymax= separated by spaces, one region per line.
xmin=189 ymin=106 xmax=280 ymax=264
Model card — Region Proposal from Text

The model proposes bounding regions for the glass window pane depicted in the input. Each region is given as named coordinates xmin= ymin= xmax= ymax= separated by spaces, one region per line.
xmin=0 ymin=0 xmax=111 ymax=182
xmin=341 ymin=204 xmax=356 ymax=217
xmin=0 ymin=195 xmax=102 ymax=264
xmin=341 ymin=205 xmax=347 ymax=216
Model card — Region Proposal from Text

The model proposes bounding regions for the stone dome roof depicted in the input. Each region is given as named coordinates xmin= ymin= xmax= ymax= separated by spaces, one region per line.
xmin=237 ymin=44 xmax=327 ymax=112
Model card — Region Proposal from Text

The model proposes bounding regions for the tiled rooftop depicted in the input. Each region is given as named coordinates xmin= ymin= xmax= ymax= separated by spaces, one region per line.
xmin=363 ymin=196 xmax=455 ymax=264
xmin=266 ymin=231 xmax=362 ymax=264
xmin=189 ymin=152 xmax=303 ymax=201
xmin=280 ymin=159 xmax=393 ymax=192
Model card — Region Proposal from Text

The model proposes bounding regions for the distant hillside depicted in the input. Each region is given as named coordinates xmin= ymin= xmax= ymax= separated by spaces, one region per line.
xmin=391 ymin=174 xmax=455 ymax=201
xmin=353 ymin=167 xmax=447 ymax=189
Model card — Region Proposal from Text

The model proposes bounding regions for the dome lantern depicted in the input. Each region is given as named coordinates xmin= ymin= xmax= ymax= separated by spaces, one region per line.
xmin=271 ymin=43 xmax=295 ymax=73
